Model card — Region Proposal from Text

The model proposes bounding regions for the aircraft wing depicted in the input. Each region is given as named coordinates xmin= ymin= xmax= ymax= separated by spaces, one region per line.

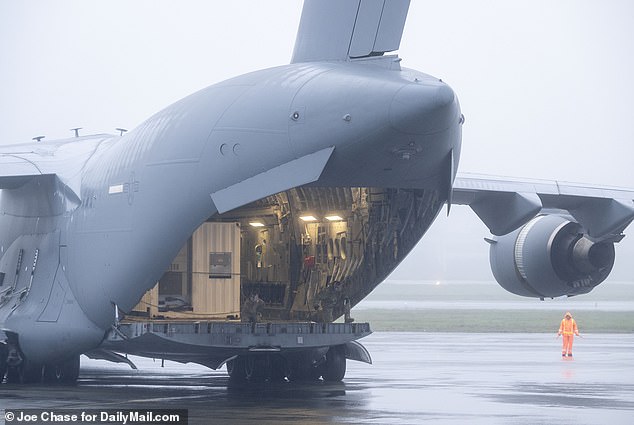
xmin=452 ymin=173 xmax=634 ymax=238
xmin=0 ymin=136 xmax=109 ymax=200
xmin=292 ymin=0 xmax=410 ymax=63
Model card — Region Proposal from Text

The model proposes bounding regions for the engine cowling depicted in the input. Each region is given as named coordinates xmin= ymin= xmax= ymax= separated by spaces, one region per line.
xmin=489 ymin=215 xmax=615 ymax=298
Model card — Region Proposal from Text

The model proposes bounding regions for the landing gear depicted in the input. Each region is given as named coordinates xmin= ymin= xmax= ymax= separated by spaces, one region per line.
xmin=286 ymin=353 xmax=321 ymax=382
xmin=269 ymin=355 xmax=288 ymax=382
xmin=43 ymin=355 xmax=80 ymax=384
xmin=226 ymin=357 xmax=247 ymax=382
xmin=6 ymin=366 xmax=20 ymax=383
xmin=3 ymin=354 xmax=80 ymax=385
xmin=322 ymin=345 xmax=346 ymax=382
xmin=16 ymin=358 xmax=44 ymax=384
xmin=244 ymin=356 xmax=268 ymax=383
xmin=0 ymin=342 xmax=7 ymax=383
xmin=4 ymin=343 xmax=23 ymax=383
xmin=2 ymin=340 xmax=41 ymax=384
xmin=228 ymin=355 xmax=287 ymax=383
xmin=226 ymin=347 xmax=348 ymax=384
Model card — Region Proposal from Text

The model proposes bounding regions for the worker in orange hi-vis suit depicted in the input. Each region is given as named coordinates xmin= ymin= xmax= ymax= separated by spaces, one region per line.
xmin=557 ymin=312 xmax=580 ymax=357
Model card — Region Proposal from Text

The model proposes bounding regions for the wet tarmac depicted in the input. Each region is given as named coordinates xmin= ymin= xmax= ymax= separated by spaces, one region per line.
xmin=1 ymin=332 xmax=633 ymax=424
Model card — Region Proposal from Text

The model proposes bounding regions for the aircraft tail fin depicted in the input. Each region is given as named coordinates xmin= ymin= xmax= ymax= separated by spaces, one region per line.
xmin=291 ymin=0 xmax=410 ymax=63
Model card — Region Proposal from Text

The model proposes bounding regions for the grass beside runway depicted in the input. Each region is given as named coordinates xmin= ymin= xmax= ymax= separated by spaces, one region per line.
xmin=348 ymin=281 xmax=634 ymax=332
xmin=350 ymin=309 xmax=634 ymax=333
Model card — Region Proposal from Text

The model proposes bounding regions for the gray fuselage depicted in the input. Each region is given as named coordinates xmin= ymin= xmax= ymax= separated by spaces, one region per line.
xmin=0 ymin=59 xmax=461 ymax=363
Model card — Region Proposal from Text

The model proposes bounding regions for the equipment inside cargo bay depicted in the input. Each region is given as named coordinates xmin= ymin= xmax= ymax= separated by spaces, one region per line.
xmin=132 ymin=186 xmax=441 ymax=322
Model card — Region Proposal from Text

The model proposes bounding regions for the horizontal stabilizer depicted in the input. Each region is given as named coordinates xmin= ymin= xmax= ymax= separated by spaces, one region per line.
xmin=292 ymin=0 xmax=410 ymax=63
xmin=211 ymin=147 xmax=335 ymax=214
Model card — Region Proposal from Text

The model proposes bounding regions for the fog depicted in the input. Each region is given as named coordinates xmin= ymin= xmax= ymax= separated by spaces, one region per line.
xmin=1 ymin=0 xmax=632 ymax=283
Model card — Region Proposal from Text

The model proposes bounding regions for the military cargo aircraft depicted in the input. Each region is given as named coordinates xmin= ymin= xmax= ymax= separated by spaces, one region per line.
xmin=1 ymin=0 xmax=633 ymax=384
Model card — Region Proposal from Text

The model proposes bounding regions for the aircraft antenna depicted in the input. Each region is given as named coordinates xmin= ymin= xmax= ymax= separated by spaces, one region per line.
xmin=32 ymin=136 xmax=45 ymax=142
xmin=70 ymin=127 xmax=82 ymax=138
xmin=116 ymin=128 xmax=128 ymax=136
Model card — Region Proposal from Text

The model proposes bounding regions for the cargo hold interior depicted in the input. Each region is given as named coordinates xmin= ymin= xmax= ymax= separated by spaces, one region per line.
xmin=131 ymin=186 xmax=442 ymax=322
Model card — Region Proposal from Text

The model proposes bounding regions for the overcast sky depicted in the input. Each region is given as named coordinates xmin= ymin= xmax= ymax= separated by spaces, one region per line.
xmin=1 ymin=0 xmax=632 ymax=284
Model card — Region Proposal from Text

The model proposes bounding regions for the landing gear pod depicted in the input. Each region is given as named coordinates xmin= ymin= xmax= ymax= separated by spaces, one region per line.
xmin=489 ymin=215 xmax=615 ymax=298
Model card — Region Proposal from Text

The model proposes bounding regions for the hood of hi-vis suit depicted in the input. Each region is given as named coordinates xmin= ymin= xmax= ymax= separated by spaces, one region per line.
xmin=564 ymin=312 xmax=572 ymax=318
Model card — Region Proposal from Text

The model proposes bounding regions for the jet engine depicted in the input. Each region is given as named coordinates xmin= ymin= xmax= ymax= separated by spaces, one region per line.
xmin=489 ymin=214 xmax=615 ymax=298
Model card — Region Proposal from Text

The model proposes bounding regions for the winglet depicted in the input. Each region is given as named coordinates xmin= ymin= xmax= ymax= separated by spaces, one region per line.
xmin=292 ymin=0 xmax=410 ymax=63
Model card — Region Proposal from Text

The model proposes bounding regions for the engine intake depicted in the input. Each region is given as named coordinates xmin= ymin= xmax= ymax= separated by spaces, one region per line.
xmin=489 ymin=215 xmax=615 ymax=298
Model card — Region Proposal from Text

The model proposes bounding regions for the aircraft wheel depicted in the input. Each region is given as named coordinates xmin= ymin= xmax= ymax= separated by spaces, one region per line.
xmin=269 ymin=355 xmax=287 ymax=382
xmin=6 ymin=366 xmax=20 ymax=383
xmin=286 ymin=360 xmax=308 ymax=382
xmin=322 ymin=345 xmax=346 ymax=382
xmin=61 ymin=355 xmax=80 ymax=384
xmin=44 ymin=355 xmax=80 ymax=385
xmin=43 ymin=364 xmax=63 ymax=383
xmin=226 ymin=357 xmax=247 ymax=382
xmin=245 ymin=356 xmax=268 ymax=383
xmin=19 ymin=358 xmax=43 ymax=384
xmin=0 ymin=343 xmax=7 ymax=383
xmin=287 ymin=355 xmax=320 ymax=382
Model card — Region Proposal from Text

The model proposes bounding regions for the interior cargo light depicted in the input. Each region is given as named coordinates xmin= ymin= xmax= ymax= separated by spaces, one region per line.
xmin=249 ymin=222 xmax=265 ymax=227
xmin=325 ymin=215 xmax=344 ymax=221
xmin=300 ymin=215 xmax=318 ymax=222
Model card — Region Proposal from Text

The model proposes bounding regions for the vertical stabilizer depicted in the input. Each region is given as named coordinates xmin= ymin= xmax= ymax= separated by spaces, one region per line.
xmin=291 ymin=0 xmax=410 ymax=63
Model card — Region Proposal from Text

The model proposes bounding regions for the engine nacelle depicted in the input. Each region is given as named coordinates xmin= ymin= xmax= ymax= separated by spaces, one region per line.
xmin=489 ymin=215 xmax=615 ymax=298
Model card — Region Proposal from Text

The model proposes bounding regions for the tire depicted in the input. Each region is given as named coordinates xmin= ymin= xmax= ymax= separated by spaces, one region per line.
xmin=0 ymin=343 xmax=7 ymax=383
xmin=19 ymin=359 xmax=43 ymax=384
xmin=269 ymin=355 xmax=287 ymax=382
xmin=322 ymin=345 xmax=346 ymax=382
xmin=287 ymin=354 xmax=320 ymax=382
xmin=43 ymin=364 xmax=62 ymax=383
xmin=6 ymin=366 xmax=20 ymax=384
xmin=44 ymin=355 xmax=80 ymax=385
xmin=245 ymin=356 xmax=268 ymax=383
xmin=59 ymin=355 xmax=80 ymax=384
xmin=227 ymin=357 xmax=247 ymax=382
